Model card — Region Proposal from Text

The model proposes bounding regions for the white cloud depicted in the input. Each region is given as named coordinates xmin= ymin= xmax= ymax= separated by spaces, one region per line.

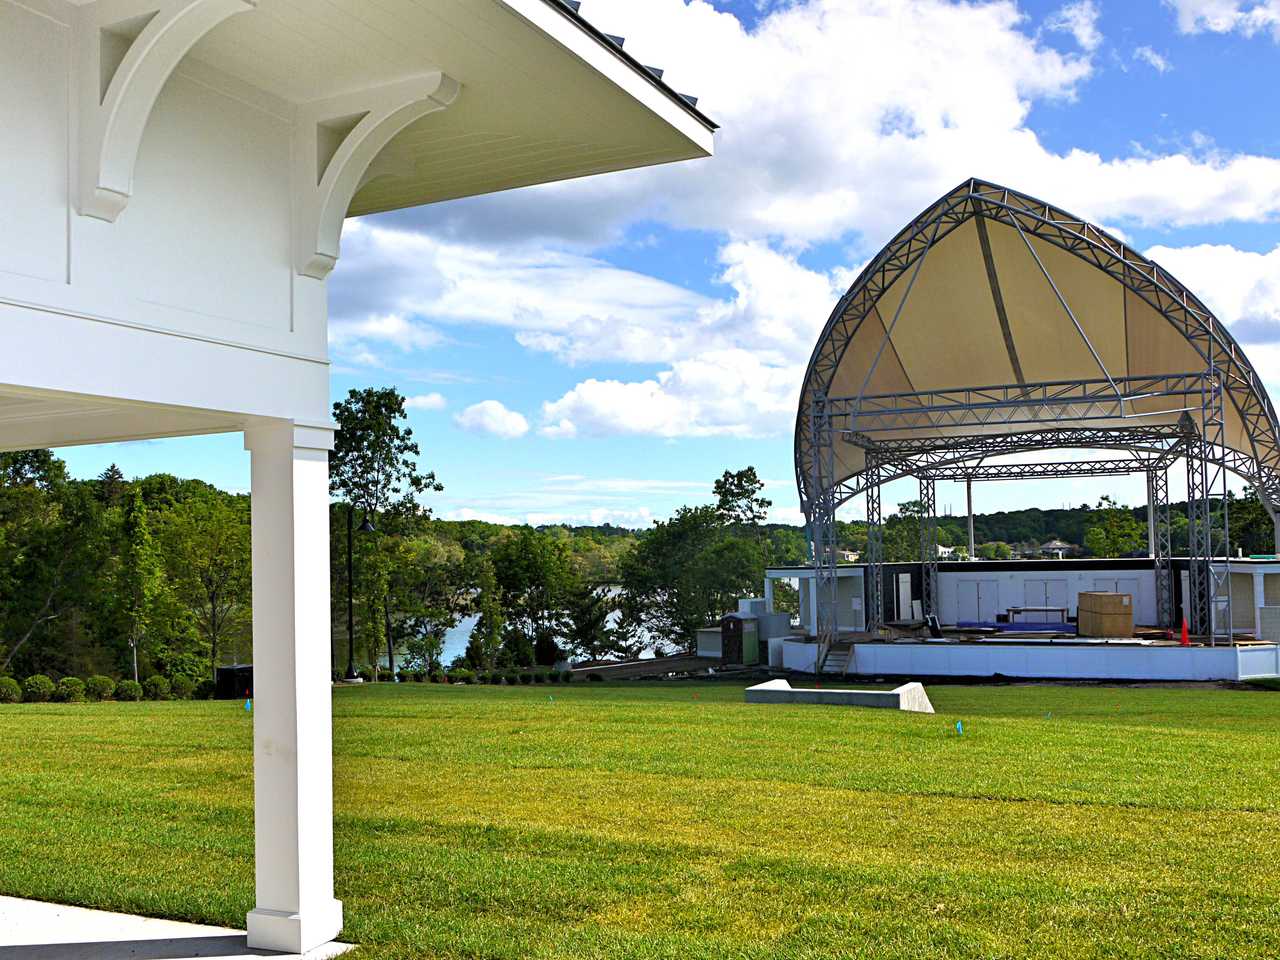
xmin=540 ymin=348 xmax=803 ymax=439
xmin=326 ymin=0 xmax=1280 ymax=445
xmin=1046 ymin=0 xmax=1103 ymax=51
xmin=454 ymin=401 xmax=530 ymax=439
xmin=404 ymin=393 xmax=446 ymax=411
xmin=327 ymin=312 xmax=443 ymax=368
xmin=375 ymin=0 xmax=1280 ymax=253
xmin=1144 ymin=242 xmax=1280 ymax=344
xmin=1133 ymin=45 xmax=1173 ymax=72
xmin=330 ymin=220 xmax=712 ymax=367
xmin=1165 ymin=0 xmax=1280 ymax=38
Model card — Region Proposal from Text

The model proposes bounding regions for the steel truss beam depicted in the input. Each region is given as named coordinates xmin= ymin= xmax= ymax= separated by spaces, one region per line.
xmin=831 ymin=374 xmax=1206 ymax=437
xmin=920 ymin=457 xmax=1165 ymax=483
xmin=829 ymin=427 xmax=1189 ymax=504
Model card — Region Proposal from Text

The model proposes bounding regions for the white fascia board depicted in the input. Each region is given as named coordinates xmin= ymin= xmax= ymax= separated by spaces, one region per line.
xmin=495 ymin=0 xmax=715 ymax=158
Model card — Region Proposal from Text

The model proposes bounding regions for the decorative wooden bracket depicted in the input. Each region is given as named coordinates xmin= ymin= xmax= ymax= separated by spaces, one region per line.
xmin=76 ymin=0 xmax=258 ymax=222
xmin=293 ymin=73 xmax=461 ymax=280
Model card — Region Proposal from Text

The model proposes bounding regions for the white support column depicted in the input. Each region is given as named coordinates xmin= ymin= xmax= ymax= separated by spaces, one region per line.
xmin=806 ymin=575 xmax=818 ymax=637
xmin=1254 ymin=571 xmax=1265 ymax=640
xmin=764 ymin=575 xmax=774 ymax=613
xmin=243 ymin=421 xmax=342 ymax=955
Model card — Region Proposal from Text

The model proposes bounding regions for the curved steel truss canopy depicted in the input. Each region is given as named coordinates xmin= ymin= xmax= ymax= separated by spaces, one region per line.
xmin=793 ymin=179 xmax=1280 ymax=666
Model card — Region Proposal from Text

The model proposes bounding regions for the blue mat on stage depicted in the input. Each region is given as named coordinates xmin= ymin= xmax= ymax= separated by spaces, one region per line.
xmin=956 ymin=621 xmax=1077 ymax=634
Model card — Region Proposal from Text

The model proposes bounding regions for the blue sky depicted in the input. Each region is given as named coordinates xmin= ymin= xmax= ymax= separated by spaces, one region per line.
xmin=60 ymin=0 xmax=1280 ymax=528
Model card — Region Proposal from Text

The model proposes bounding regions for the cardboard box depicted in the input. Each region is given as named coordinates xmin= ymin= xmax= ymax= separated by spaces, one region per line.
xmin=1077 ymin=593 xmax=1133 ymax=637
xmin=1078 ymin=592 xmax=1132 ymax=615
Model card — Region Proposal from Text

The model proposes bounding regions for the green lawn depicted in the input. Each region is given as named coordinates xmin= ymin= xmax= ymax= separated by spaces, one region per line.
xmin=2 ymin=681 xmax=1280 ymax=958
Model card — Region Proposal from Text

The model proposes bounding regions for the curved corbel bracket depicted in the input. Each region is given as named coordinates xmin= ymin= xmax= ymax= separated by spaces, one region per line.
xmin=78 ymin=0 xmax=258 ymax=221
xmin=295 ymin=73 xmax=461 ymax=280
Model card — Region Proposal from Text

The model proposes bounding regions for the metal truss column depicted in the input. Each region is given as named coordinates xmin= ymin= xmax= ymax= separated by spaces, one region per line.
xmin=807 ymin=399 xmax=840 ymax=671
xmin=1185 ymin=376 xmax=1232 ymax=642
xmin=865 ymin=459 xmax=884 ymax=635
xmin=966 ymin=478 xmax=975 ymax=558
xmin=1147 ymin=468 xmax=1173 ymax=628
xmin=918 ymin=476 xmax=938 ymax=618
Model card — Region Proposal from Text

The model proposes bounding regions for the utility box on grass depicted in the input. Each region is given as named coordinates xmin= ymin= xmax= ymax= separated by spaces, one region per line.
xmin=721 ymin=614 xmax=759 ymax=666
xmin=215 ymin=664 xmax=253 ymax=700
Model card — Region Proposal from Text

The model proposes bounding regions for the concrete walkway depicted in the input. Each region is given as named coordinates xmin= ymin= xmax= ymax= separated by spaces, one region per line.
xmin=0 ymin=897 xmax=352 ymax=959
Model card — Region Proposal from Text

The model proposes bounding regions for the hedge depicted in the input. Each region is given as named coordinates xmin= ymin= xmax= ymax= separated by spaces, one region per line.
xmin=143 ymin=675 xmax=171 ymax=700
xmin=53 ymin=677 xmax=86 ymax=703
xmin=85 ymin=676 xmax=116 ymax=701
xmin=170 ymin=676 xmax=195 ymax=700
xmin=22 ymin=674 xmax=54 ymax=702
xmin=0 ymin=677 xmax=20 ymax=703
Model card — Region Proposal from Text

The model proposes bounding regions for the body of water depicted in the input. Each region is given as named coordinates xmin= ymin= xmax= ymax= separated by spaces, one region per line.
xmin=439 ymin=587 xmax=647 ymax=666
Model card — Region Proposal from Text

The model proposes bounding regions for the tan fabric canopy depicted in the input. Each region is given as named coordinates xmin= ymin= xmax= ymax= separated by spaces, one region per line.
xmin=794 ymin=179 xmax=1280 ymax=515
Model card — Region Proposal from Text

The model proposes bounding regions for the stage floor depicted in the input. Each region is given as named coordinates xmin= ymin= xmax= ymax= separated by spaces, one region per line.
xmin=780 ymin=637 xmax=1280 ymax=681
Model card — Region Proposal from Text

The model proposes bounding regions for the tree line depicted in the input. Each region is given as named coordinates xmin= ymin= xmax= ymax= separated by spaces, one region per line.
xmin=1 ymin=386 xmax=1274 ymax=682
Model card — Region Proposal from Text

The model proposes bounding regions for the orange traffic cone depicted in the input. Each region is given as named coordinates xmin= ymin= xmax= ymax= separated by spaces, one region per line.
xmin=1180 ymin=618 xmax=1190 ymax=647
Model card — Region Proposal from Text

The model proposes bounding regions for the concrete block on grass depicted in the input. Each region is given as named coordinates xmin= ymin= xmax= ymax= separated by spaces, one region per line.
xmin=745 ymin=678 xmax=934 ymax=713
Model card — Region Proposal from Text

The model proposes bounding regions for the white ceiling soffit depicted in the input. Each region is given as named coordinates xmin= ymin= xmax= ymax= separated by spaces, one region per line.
xmin=180 ymin=0 xmax=715 ymax=216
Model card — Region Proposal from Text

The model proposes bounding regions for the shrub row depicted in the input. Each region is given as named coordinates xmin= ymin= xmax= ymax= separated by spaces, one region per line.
xmin=0 ymin=673 xmax=214 ymax=703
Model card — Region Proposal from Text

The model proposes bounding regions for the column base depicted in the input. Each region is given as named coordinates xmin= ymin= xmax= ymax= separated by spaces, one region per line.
xmin=247 ymin=900 xmax=343 ymax=954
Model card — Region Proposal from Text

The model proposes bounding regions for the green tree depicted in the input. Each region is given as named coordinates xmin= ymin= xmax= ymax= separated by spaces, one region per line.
xmin=714 ymin=466 xmax=771 ymax=526
xmin=0 ymin=453 xmax=105 ymax=676
xmin=976 ymin=541 xmax=1013 ymax=560
xmin=115 ymin=487 xmax=165 ymax=681
xmin=398 ymin=536 xmax=467 ymax=674
xmin=330 ymin=387 xmax=443 ymax=677
xmin=883 ymin=500 xmax=925 ymax=562
xmin=467 ymin=555 xmax=505 ymax=672
xmin=1083 ymin=496 xmax=1146 ymax=558
xmin=158 ymin=491 xmax=251 ymax=678
xmin=619 ymin=503 xmax=764 ymax=652
xmin=489 ymin=528 xmax=578 ymax=667
xmin=96 ymin=463 xmax=126 ymax=506
xmin=1230 ymin=489 xmax=1274 ymax=555
xmin=564 ymin=584 xmax=616 ymax=662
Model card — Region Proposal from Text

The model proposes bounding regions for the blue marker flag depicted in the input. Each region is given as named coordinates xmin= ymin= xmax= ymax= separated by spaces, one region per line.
xmin=244 ymin=698 xmax=252 ymax=712
xmin=955 ymin=720 xmax=963 ymax=736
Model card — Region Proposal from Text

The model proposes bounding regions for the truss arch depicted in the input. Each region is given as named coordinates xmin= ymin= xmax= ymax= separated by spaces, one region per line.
xmin=795 ymin=179 xmax=1280 ymax=650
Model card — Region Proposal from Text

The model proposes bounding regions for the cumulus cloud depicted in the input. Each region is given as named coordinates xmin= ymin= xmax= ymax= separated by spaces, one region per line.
xmin=1165 ymin=0 xmax=1280 ymax=38
xmin=1046 ymin=0 xmax=1104 ymax=51
xmin=1133 ymin=45 xmax=1173 ymax=72
xmin=377 ymin=0 xmax=1280 ymax=252
xmin=330 ymin=220 xmax=711 ymax=367
xmin=404 ymin=393 xmax=446 ymax=411
xmin=326 ymin=0 xmax=1280 ymax=446
xmin=327 ymin=312 xmax=443 ymax=368
xmin=1145 ymin=242 xmax=1280 ymax=343
xmin=540 ymin=348 xmax=804 ymax=439
xmin=454 ymin=401 xmax=530 ymax=439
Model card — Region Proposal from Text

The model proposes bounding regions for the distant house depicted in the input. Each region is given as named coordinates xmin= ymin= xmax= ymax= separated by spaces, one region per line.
xmin=838 ymin=549 xmax=860 ymax=563
xmin=937 ymin=545 xmax=958 ymax=559
xmin=1039 ymin=539 xmax=1079 ymax=559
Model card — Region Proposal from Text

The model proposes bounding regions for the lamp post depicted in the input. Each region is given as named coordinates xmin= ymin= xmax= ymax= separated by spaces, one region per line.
xmin=345 ymin=504 xmax=375 ymax=680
